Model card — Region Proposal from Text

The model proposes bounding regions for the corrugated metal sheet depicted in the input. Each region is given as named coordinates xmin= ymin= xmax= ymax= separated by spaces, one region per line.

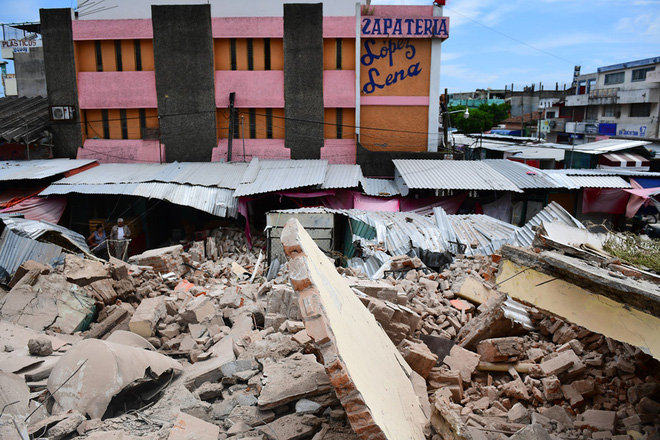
xmin=0 ymin=96 xmax=50 ymax=144
xmin=322 ymin=164 xmax=362 ymax=189
xmin=361 ymin=178 xmax=400 ymax=197
xmin=445 ymin=214 xmax=520 ymax=256
xmin=234 ymin=160 xmax=328 ymax=197
xmin=0 ymin=159 xmax=97 ymax=181
xmin=0 ymin=228 xmax=63 ymax=276
xmin=1 ymin=216 xmax=90 ymax=253
xmin=482 ymin=160 xmax=562 ymax=189
xmin=393 ymin=159 xmax=523 ymax=192
xmin=571 ymin=138 xmax=651 ymax=154
xmin=566 ymin=175 xmax=631 ymax=189
xmin=510 ymin=148 xmax=566 ymax=161
xmin=515 ymin=201 xmax=585 ymax=247
xmin=41 ymin=183 xmax=238 ymax=218
xmin=48 ymin=162 xmax=248 ymax=189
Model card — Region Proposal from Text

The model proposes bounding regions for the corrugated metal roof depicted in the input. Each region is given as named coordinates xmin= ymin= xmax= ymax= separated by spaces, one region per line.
xmin=1 ymin=216 xmax=89 ymax=254
xmin=565 ymin=175 xmax=631 ymax=189
xmin=0 ymin=228 xmax=63 ymax=277
xmin=0 ymin=159 xmax=98 ymax=181
xmin=482 ymin=160 xmax=562 ymax=189
xmin=515 ymin=201 xmax=584 ymax=247
xmin=41 ymin=182 xmax=238 ymax=218
xmin=510 ymin=148 xmax=566 ymax=161
xmin=393 ymin=159 xmax=523 ymax=192
xmin=322 ymin=164 xmax=362 ymax=189
xmin=0 ymin=96 xmax=50 ymax=144
xmin=234 ymin=159 xmax=328 ymax=197
xmin=445 ymin=213 xmax=520 ymax=257
xmin=570 ymin=138 xmax=651 ymax=154
xmin=548 ymin=169 xmax=660 ymax=177
xmin=49 ymin=162 xmax=248 ymax=189
xmin=361 ymin=178 xmax=400 ymax=197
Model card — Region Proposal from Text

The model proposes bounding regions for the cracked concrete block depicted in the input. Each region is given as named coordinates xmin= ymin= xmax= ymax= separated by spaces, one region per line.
xmin=168 ymin=412 xmax=219 ymax=440
xmin=281 ymin=218 xmax=428 ymax=440
xmin=129 ymin=296 xmax=166 ymax=338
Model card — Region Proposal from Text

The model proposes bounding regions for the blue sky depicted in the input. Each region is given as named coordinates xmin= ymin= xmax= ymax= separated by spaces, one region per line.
xmin=2 ymin=0 xmax=659 ymax=93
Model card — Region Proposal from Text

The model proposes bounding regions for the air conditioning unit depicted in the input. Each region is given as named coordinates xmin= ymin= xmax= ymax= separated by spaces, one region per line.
xmin=50 ymin=106 xmax=75 ymax=121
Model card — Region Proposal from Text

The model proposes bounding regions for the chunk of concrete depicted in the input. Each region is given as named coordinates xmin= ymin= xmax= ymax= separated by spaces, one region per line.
xmin=47 ymin=338 xmax=182 ymax=419
xmin=281 ymin=219 xmax=428 ymax=440
xmin=0 ymin=371 xmax=31 ymax=439
xmin=258 ymin=413 xmax=322 ymax=440
xmin=258 ymin=353 xmax=331 ymax=410
xmin=168 ymin=412 xmax=219 ymax=440
xmin=45 ymin=410 xmax=86 ymax=440
xmin=443 ymin=345 xmax=481 ymax=383
xmin=129 ymin=296 xmax=166 ymax=338
xmin=509 ymin=423 xmax=553 ymax=440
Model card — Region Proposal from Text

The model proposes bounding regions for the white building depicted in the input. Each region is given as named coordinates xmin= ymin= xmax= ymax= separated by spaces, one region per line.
xmin=565 ymin=56 xmax=660 ymax=141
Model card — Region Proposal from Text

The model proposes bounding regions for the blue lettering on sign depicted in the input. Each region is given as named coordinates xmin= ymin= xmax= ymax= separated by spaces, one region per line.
xmin=361 ymin=38 xmax=421 ymax=94
xmin=361 ymin=17 xmax=449 ymax=38
xmin=618 ymin=126 xmax=648 ymax=137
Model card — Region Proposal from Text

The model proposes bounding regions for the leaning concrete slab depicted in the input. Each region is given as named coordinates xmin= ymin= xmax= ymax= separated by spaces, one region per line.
xmin=281 ymin=218 xmax=427 ymax=440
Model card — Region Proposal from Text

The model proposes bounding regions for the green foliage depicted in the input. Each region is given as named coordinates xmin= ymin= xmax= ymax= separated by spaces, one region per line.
xmin=603 ymin=232 xmax=660 ymax=273
xmin=447 ymin=102 xmax=511 ymax=134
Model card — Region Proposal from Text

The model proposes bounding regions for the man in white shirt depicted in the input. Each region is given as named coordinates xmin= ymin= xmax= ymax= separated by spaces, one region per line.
xmin=110 ymin=218 xmax=131 ymax=260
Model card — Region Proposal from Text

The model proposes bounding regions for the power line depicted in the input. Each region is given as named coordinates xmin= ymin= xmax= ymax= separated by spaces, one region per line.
xmin=444 ymin=6 xmax=578 ymax=66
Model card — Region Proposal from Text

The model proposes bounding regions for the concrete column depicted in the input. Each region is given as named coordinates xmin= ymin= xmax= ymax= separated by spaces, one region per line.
xmin=283 ymin=3 xmax=324 ymax=159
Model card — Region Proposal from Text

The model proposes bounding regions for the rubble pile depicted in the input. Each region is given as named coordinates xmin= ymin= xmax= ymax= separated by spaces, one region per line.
xmin=0 ymin=222 xmax=658 ymax=440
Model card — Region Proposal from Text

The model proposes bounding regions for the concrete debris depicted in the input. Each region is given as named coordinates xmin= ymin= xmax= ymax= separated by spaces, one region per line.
xmin=0 ymin=219 xmax=657 ymax=440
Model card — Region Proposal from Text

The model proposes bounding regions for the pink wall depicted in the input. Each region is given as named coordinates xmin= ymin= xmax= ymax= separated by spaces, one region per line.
xmin=368 ymin=6 xmax=434 ymax=17
xmin=323 ymin=71 xmax=356 ymax=108
xmin=211 ymin=17 xmax=355 ymax=38
xmin=321 ymin=139 xmax=356 ymax=164
xmin=212 ymin=139 xmax=289 ymax=162
xmin=215 ymin=71 xmax=284 ymax=108
xmin=360 ymin=96 xmax=429 ymax=106
xmin=77 ymin=139 xmax=163 ymax=163
xmin=78 ymin=72 xmax=157 ymax=109
xmin=72 ymin=19 xmax=153 ymax=40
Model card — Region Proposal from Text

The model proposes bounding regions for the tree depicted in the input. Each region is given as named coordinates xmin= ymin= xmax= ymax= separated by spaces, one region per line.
xmin=447 ymin=102 xmax=511 ymax=134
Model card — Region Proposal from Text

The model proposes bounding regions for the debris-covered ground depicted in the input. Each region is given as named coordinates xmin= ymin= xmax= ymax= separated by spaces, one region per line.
xmin=0 ymin=224 xmax=658 ymax=440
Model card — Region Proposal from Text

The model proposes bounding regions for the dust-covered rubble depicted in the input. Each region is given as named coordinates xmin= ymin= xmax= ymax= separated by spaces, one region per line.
xmin=0 ymin=224 xmax=658 ymax=440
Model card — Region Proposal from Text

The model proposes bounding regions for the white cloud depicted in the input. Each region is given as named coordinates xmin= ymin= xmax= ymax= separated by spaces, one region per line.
xmin=616 ymin=13 xmax=660 ymax=38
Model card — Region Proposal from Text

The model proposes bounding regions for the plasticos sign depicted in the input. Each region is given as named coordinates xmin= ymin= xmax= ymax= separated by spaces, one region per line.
xmin=361 ymin=16 xmax=449 ymax=39
xmin=2 ymin=39 xmax=42 ymax=53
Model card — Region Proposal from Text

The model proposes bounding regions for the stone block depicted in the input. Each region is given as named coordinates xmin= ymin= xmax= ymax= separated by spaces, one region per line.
xmin=443 ymin=344 xmax=480 ymax=383
xmin=539 ymin=351 xmax=575 ymax=376
xmin=168 ymin=412 xmax=219 ymax=440
xmin=477 ymin=337 xmax=523 ymax=362
xmin=574 ymin=409 xmax=616 ymax=431
xmin=128 ymin=296 xmax=166 ymax=338
xmin=400 ymin=340 xmax=438 ymax=379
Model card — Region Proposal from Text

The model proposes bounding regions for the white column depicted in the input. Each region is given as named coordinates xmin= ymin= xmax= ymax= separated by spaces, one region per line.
xmin=427 ymin=5 xmax=443 ymax=152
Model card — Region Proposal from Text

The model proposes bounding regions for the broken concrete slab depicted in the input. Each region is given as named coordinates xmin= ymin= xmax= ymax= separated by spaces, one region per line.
xmin=45 ymin=410 xmax=86 ymax=440
xmin=0 ymin=371 xmax=31 ymax=439
xmin=444 ymin=344 xmax=481 ymax=384
xmin=129 ymin=296 xmax=166 ymax=338
xmin=63 ymin=254 xmax=109 ymax=285
xmin=281 ymin=218 xmax=428 ymax=440
xmin=47 ymin=338 xmax=182 ymax=419
xmin=168 ymin=412 xmax=219 ymax=440
xmin=257 ymin=353 xmax=331 ymax=410
xmin=454 ymin=275 xmax=501 ymax=305
xmin=258 ymin=413 xmax=322 ymax=440
xmin=508 ymin=423 xmax=554 ymax=440
xmin=0 ymin=274 xmax=96 ymax=334
xmin=497 ymin=258 xmax=660 ymax=360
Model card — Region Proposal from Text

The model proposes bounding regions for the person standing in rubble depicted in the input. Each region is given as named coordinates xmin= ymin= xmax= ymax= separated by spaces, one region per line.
xmin=110 ymin=218 xmax=131 ymax=260
xmin=88 ymin=224 xmax=107 ymax=259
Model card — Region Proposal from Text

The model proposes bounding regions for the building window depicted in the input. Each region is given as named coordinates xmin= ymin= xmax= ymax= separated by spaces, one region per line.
xmin=336 ymin=38 xmax=343 ymax=70
xmin=546 ymin=111 xmax=556 ymax=119
xmin=230 ymin=39 xmax=237 ymax=71
xmin=264 ymin=38 xmax=271 ymax=70
xmin=247 ymin=39 xmax=254 ymax=71
xmin=101 ymin=109 xmax=110 ymax=139
xmin=586 ymin=106 xmax=598 ymax=121
xmin=134 ymin=40 xmax=142 ymax=71
xmin=336 ymin=108 xmax=343 ymax=139
xmin=248 ymin=109 xmax=256 ymax=139
xmin=114 ymin=40 xmax=123 ymax=71
xmin=603 ymin=105 xmax=618 ymax=117
xmin=139 ymin=109 xmax=147 ymax=138
xmin=604 ymin=72 xmax=625 ymax=85
xmin=266 ymin=108 xmax=273 ymax=139
xmin=120 ymin=109 xmax=128 ymax=139
xmin=630 ymin=103 xmax=651 ymax=117
xmin=95 ymin=40 xmax=103 ymax=72
xmin=632 ymin=67 xmax=655 ymax=82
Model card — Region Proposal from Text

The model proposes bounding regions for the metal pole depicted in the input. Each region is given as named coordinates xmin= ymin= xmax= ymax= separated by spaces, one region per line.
xmin=241 ymin=114 xmax=246 ymax=162
xmin=443 ymin=88 xmax=448 ymax=150
xmin=227 ymin=92 xmax=235 ymax=162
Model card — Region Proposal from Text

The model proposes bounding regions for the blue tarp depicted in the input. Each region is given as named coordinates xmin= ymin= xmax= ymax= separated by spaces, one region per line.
xmin=634 ymin=178 xmax=660 ymax=189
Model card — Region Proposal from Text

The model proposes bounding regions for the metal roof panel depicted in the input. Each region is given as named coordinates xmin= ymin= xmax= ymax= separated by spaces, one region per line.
xmin=234 ymin=160 xmax=328 ymax=197
xmin=393 ymin=159 xmax=523 ymax=192
xmin=0 ymin=159 xmax=98 ymax=181
xmin=482 ymin=160 xmax=563 ymax=189
xmin=322 ymin=164 xmax=362 ymax=189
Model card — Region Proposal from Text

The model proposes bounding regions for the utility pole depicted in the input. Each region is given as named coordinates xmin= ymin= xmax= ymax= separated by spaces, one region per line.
xmin=227 ymin=92 xmax=235 ymax=162
xmin=442 ymin=88 xmax=448 ymax=150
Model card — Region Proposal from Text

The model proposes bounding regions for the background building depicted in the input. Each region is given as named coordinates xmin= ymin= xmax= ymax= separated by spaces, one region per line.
xmin=39 ymin=0 xmax=449 ymax=169
xmin=565 ymin=56 xmax=660 ymax=142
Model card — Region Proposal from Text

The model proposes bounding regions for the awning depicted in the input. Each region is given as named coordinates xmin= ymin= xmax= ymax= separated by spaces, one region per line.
xmin=1 ymin=196 xmax=67 ymax=224
xmin=599 ymin=153 xmax=650 ymax=171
